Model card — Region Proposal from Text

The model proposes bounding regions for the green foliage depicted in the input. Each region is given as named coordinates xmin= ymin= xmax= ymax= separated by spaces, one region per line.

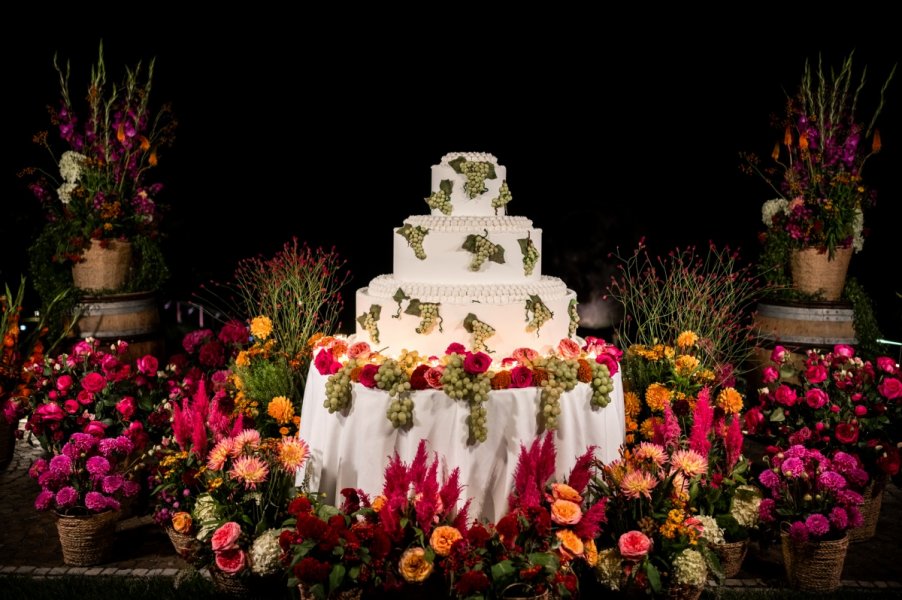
xmin=235 ymin=354 xmax=298 ymax=411
xmin=843 ymin=277 xmax=884 ymax=359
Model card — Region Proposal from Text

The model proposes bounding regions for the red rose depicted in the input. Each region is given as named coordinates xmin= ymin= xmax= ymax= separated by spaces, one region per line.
xmin=834 ymin=422 xmax=860 ymax=444
xmin=359 ymin=364 xmax=379 ymax=388
xmin=463 ymin=352 xmax=491 ymax=375
xmin=510 ymin=366 xmax=533 ymax=388
xmin=743 ymin=407 xmax=765 ymax=433
xmin=55 ymin=375 xmax=74 ymax=392
xmin=136 ymin=355 xmax=159 ymax=376
xmin=878 ymin=377 xmax=902 ymax=400
xmin=445 ymin=343 xmax=466 ymax=355
xmin=618 ymin=530 xmax=653 ymax=561
xmin=455 ymin=571 xmax=491 ymax=596
xmin=805 ymin=364 xmax=828 ymax=384
xmin=805 ymin=388 xmax=828 ymax=409
xmin=876 ymin=357 xmax=898 ymax=375
xmin=774 ymin=385 xmax=797 ymax=406
xmin=116 ymin=396 xmax=136 ymax=420
xmin=409 ymin=364 xmax=430 ymax=390
xmin=877 ymin=445 xmax=901 ymax=476
xmin=595 ymin=352 xmax=619 ymax=376
xmin=81 ymin=372 xmax=107 ymax=394
xmin=314 ymin=348 xmax=340 ymax=376
xmin=83 ymin=420 xmax=107 ymax=437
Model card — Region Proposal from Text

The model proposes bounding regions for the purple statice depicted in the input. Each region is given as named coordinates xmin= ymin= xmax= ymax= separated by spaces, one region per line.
xmin=805 ymin=513 xmax=831 ymax=537
xmin=789 ymin=520 xmax=809 ymax=543
xmin=101 ymin=474 xmax=124 ymax=494
xmin=86 ymin=456 xmax=111 ymax=476
xmin=758 ymin=498 xmax=776 ymax=523
xmin=759 ymin=469 xmax=781 ymax=491
xmin=817 ymin=470 xmax=847 ymax=492
xmin=34 ymin=490 xmax=54 ymax=511
xmin=55 ymin=486 xmax=78 ymax=509
xmin=829 ymin=506 xmax=849 ymax=530
xmin=85 ymin=491 xmax=114 ymax=512
xmin=49 ymin=454 xmax=73 ymax=477
xmin=780 ymin=457 xmax=805 ymax=477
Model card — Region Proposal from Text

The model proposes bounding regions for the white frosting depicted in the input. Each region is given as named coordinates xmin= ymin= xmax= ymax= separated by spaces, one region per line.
xmin=394 ymin=217 xmax=542 ymax=284
xmin=367 ymin=274 xmax=567 ymax=304
xmin=430 ymin=153 xmax=508 ymax=217
xmin=440 ymin=152 xmax=498 ymax=165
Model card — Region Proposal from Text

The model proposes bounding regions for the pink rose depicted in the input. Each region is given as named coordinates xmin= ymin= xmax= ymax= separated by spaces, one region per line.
xmin=463 ymin=352 xmax=491 ymax=375
xmin=510 ymin=366 xmax=533 ymax=388
xmin=215 ymin=548 xmax=246 ymax=574
xmin=424 ymin=366 xmax=444 ymax=389
xmin=35 ymin=403 xmax=65 ymax=422
xmin=63 ymin=399 xmax=80 ymax=414
xmin=77 ymin=390 xmax=94 ymax=406
xmin=618 ymin=530 xmax=653 ymax=561
xmin=314 ymin=349 xmax=341 ymax=376
xmin=348 ymin=342 xmax=372 ymax=360
xmin=833 ymin=344 xmax=855 ymax=359
xmin=445 ymin=343 xmax=466 ymax=355
xmin=744 ymin=407 xmax=765 ymax=434
xmin=805 ymin=364 xmax=828 ymax=384
xmin=762 ymin=366 xmax=779 ymax=384
xmin=116 ymin=396 xmax=136 ymax=420
xmin=835 ymin=422 xmax=859 ymax=444
xmin=136 ymin=355 xmax=159 ymax=376
xmin=876 ymin=357 xmax=898 ymax=375
xmin=805 ymin=388 xmax=828 ymax=409
xmin=512 ymin=347 xmax=539 ymax=364
xmin=557 ymin=339 xmax=581 ymax=359
xmin=771 ymin=346 xmax=787 ymax=364
xmin=83 ymin=420 xmax=107 ymax=438
xmin=359 ymin=364 xmax=379 ymax=388
xmin=55 ymin=375 xmax=74 ymax=393
xmin=81 ymin=372 xmax=107 ymax=394
xmin=128 ymin=421 xmax=149 ymax=450
xmin=72 ymin=340 xmax=94 ymax=356
xmin=115 ymin=340 xmax=129 ymax=355
xmin=854 ymin=405 xmax=868 ymax=417
xmin=211 ymin=521 xmax=242 ymax=552
xmin=878 ymin=377 xmax=902 ymax=400
xmin=830 ymin=404 xmax=841 ymax=413
xmin=595 ymin=353 xmax=619 ymax=376
xmin=774 ymin=385 xmax=797 ymax=407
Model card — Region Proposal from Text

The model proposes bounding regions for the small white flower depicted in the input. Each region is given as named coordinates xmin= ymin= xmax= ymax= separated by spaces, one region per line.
xmin=852 ymin=207 xmax=865 ymax=252
xmin=58 ymin=151 xmax=87 ymax=183
xmin=696 ymin=514 xmax=725 ymax=545
xmin=672 ymin=548 xmax=708 ymax=586
xmin=761 ymin=198 xmax=789 ymax=228
xmin=57 ymin=182 xmax=78 ymax=204
xmin=249 ymin=529 xmax=287 ymax=575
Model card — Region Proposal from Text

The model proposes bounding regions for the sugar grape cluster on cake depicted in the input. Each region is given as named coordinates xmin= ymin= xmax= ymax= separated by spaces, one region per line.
xmin=355 ymin=153 xmax=578 ymax=357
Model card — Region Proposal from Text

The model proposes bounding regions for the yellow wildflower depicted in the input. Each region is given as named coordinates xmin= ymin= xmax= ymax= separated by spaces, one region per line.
xmin=676 ymin=331 xmax=698 ymax=347
xmin=250 ymin=315 xmax=273 ymax=340
xmin=675 ymin=354 xmax=700 ymax=375
xmin=235 ymin=350 xmax=250 ymax=368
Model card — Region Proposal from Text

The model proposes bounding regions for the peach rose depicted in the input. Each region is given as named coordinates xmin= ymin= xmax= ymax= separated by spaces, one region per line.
xmin=556 ymin=529 xmax=585 ymax=559
xmin=585 ymin=538 xmax=599 ymax=567
xmin=211 ymin=521 xmax=242 ymax=552
xmin=171 ymin=511 xmax=193 ymax=534
xmin=557 ymin=339 xmax=581 ymax=359
xmin=429 ymin=525 xmax=463 ymax=557
xmin=348 ymin=341 xmax=371 ymax=360
xmin=551 ymin=483 xmax=582 ymax=503
xmin=550 ymin=499 xmax=583 ymax=525
xmin=399 ymin=547 xmax=433 ymax=583
xmin=618 ymin=530 xmax=652 ymax=561
xmin=371 ymin=495 xmax=386 ymax=513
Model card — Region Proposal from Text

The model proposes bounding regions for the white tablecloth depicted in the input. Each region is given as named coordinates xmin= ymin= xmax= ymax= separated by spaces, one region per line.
xmin=296 ymin=366 xmax=624 ymax=522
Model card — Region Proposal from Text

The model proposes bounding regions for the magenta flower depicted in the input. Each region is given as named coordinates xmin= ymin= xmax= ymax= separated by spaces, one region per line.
xmin=102 ymin=474 xmax=124 ymax=494
xmin=445 ymin=343 xmax=466 ymax=355
xmin=804 ymin=388 xmax=828 ymax=409
xmin=358 ymin=364 xmax=379 ymax=389
xmin=218 ymin=320 xmax=249 ymax=345
xmin=182 ymin=329 xmax=213 ymax=354
xmin=788 ymin=520 xmax=809 ymax=543
xmin=86 ymin=456 xmax=110 ymax=476
xmin=762 ymin=366 xmax=778 ymax=383
xmin=848 ymin=507 xmax=864 ymax=528
xmin=510 ymin=366 xmax=533 ymax=388
xmin=85 ymin=491 xmax=115 ymax=512
xmin=804 ymin=364 xmax=828 ymax=384
xmin=55 ymin=486 xmax=78 ymax=509
xmin=35 ymin=490 xmax=54 ymax=511
xmin=758 ymin=469 xmax=781 ymax=490
xmin=805 ymin=513 xmax=830 ymax=537
xmin=829 ymin=506 xmax=849 ymax=530
xmin=463 ymin=352 xmax=491 ymax=375
xmin=781 ymin=457 xmax=805 ymax=477
xmin=49 ymin=454 xmax=73 ymax=477
xmin=55 ymin=374 xmax=74 ymax=392
xmin=80 ymin=372 xmax=107 ymax=393
xmin=121 ymin=480 xmax=140 ymax=497
xmin=774 ymin=385 xmax=797 ymax=406
xmin=758 ymin=498 xmax=776 ymax=523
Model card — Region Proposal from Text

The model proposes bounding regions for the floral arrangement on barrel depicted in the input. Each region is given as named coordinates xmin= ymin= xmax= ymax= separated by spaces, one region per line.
xmin=746 ymin=345 xmax=902 ymax=486
xmin=743 ymin=54 xmax=896 ymax=294
xmin=24 ymin=338 xmax=166 ymax=455
xmin=316 ymin=336 xmax=619 ymax=445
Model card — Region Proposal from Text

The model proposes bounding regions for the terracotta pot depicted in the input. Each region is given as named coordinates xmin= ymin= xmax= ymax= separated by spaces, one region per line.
xmin=71 ymin=239 xmax=133 ymax=293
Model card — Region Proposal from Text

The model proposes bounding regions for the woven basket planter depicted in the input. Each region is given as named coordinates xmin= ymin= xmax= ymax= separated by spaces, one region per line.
xmin=209 ymin=569 xmax=283 ymax=598
xmin=299 ymin=583 xmax=363 ymax=600
xmin=714 ymin=539 xmax=748 ymax=578
xmin=0 ymin=417 xmax=15 ymax=471
xmin=664 ymin=584 xmax=704 ymax=600
xmin=55 ymin=510 xmax=119 ymax=566
xmin=163 ymin=525 xmax=202 ymax=564
xmin=789 ymin=246 xmax=852 ymax=301
xmin=850 ymin=477 xmax=886 ymax=542
xmin=781 ymin=532 xmax=849 ymax=592
xmin=500 ymin=584 xmax=551 ymax=600
xmin=71 ymin=239 xmax=133 ymax=293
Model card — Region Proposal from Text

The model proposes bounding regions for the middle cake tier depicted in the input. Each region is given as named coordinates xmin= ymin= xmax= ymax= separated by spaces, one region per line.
xmin=394 ymin=215 xmax=542 ymax=284
xmin=356 ymin=275 xmax=577 ymax=357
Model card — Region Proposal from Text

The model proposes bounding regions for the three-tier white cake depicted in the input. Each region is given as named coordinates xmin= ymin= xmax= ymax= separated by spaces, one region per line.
xmin=355 ymin=152 xmax=578 ymax=357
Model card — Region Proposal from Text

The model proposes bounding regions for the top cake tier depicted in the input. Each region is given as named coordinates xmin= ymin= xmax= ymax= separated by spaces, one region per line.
xmin=428 ymin=152 xmax=509 ymax=217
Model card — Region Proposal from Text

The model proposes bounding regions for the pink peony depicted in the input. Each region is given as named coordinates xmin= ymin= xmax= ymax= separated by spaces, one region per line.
xmin=359 ymin=364 xmax=379 ymax=388
xmin=595 ymin=352 xmax=619 ymax=376
xmin=136 ymin=355 xmax=159 ymax=376
xmin=557 ymin=339 xmax=581 ymax=359
xmin=805 ymin=388 xmax=829 ymax=409
xmin=762 ymin=366 xmax=779 ymax=384
xmin=618 ymin=530 xmax=652 ymax=561
xmin=211 ymin=521 xmax=242 ymax=552
xmin=347 ymin=341 xmax=372 ymax=360
xmin=424 ymin=366 xmax=444 ymax=389
xmin=215 ymin=548 xmax=247 ymax=574
xmin=805 ymin=364 xmax=828 ymax=384
xmin=876 ymin=357 xmax=898 ymax=375
xmin=877 ymin=377 xmax=902 ymax=400
xmin=463 ymin=352 xmax=491 ymax=375
xmin=774 ymin=385 xmax=797 ymax=407
xmin=116 ymin=396 xmax=136 ymax=420
xmin=445 ymin=343 xmax=466 ymax=355
xmin=81 ymin=372 xmax=107 ymax=394
xmin=510 ymin=366 xmax=533 ymax=388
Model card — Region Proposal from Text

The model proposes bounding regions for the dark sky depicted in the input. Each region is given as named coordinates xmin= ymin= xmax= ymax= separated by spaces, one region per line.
xmin=2 ymin=21 xmax=900 ymax=339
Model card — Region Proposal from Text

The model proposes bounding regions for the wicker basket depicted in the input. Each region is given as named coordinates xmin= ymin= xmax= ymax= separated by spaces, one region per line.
xmin=714 ymin=539 xmax=748 ymax=578
xmin=781 ymin=532 xmax=849 ymax=592
xmin=209 ymin=569 xmax=283 ymax=598
xmin=71 ymin=239 xmax=133 ymax=293
xmin=850 ymin=477 xmax=886 ymax=542
xmin=163 ymin=525 xmax=201 ymax=564
xmin=665 ymin=584 xmax=704 ymax=600
xmin=299 ymin=583 xmax=363 ymax=600
xmin=500 ymin=583 xmax=551 ymax=600
xmin=0 ymin=417 xmax=15 ymax=471
xmin=55 ymin=510 xmax=119 ymax=566
xmin=789 ymin=246 xmax=852 ymax=301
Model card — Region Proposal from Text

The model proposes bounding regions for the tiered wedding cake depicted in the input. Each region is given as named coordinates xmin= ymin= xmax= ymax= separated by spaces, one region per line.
xmin=355 ymin=152 xmax=578 ymax=357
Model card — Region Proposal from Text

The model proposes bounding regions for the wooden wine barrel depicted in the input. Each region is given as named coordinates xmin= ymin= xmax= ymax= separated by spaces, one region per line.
xmin=74 ymin=291 xmax=163 ymax=362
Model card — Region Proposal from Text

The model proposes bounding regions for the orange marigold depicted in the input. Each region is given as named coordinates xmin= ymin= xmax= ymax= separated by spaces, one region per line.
xmin=532 ymin=368 xmax=549 ymax=386
xmin=429 ymin=526 xmax=463 ymax=557
xmin=307 ymin=332 xmax=324 ymax=348
xmin=349 ymin=367 xmax=362 ymax=382
xmin=577 ymin=359 xmax=593 ymax=383
xmin=644 ymin=383 xmax=671 ymax=412
xmin=624 ymin=391 xmax=641 ymax=417
xmin=371 ymin=495 xmax=386 ymax=512
xmin=716 ymin=387 xmax=744 ymax=415
xmin=639 ymin=417 xmax=660 ymax=440
xmin=235 ymin=350 xmax=250 ymax=368
xmin=676 ymin=330 xmax=698 ymax=347
xmin=675 ymin=354 xmax=700 ymax=375
xmin=491 ymin=370 xmax=512 ymax=390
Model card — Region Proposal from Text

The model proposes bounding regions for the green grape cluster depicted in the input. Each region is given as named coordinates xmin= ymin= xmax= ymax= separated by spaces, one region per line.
xmin=441 ymin=354 xmax=492 ymax=443
xmin=363 ymin=311 xmax=380 ymax=344
xmin=568 ymin=299 xmax=579 ymax=337
xmin=407 ymin=226 xmax=429 ymax=260
xmin=375 ymin=359 xmax=416 ymax=428
xmin=526 ymin=299 xmax=553 ymax=333
xmin=415 ymin=303 xmax=442 ymax=334
xmin=396 ymin=349 xmax=422 ymax=371
xmin=471 ymin=319 xmax=496 ymax=353
xmin=461 ymin=161 xmax=492 ymax=198
xmin=426 ymin=189 xmax=453 ymax=215
xmin=522 ymin=238 xmax=539 ymax=276
xmin=469 ymin=235 xmax=499 ymax=271
xmin=533 ymin=357 xmax=578 ymax=430
xmin=589 ymin=362 xmax=614 ymax=408
xmin=324 ymin=359 xmax=358 ymax=413
xmin=491 ymin=181 xmax=512 ymax=214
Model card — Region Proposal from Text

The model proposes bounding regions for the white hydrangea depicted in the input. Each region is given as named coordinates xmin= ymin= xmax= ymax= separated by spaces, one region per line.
xmin=672 ymin=548 xmax=707 ymax=586
xmin=192 ymin=493 xmax=221 ymax=540
xmin=58 ymin=151 xmax=86 ymax=183
xmin=696 ymin=514 xmax=724 ymax=545
xmin=729 ymin=485 xmax=763 ymax=529
xmin=594 ymin=547 xmax=623 ymax=591
xmin=249 ymin=528 xmax=286 ymax=575
xmin=761 ymin=198 xmax=789 ymax=227
xmin=851 ymin=207 xmax=865 ymax=252
xmin=57 ymin=182 xmax=78 ymax=204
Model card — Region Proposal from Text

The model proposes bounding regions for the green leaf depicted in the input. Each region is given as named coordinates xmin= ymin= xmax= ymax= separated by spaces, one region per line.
xmin=645 ymin=561 xmax=662 ymax=593
xmin=490 ymin=559 xmax=515 ymax=581
xmin=404 ymin=299 xmax=422 ymax=317
xmin=329 ymin=564 xmax=346 ymax=593
xmin=462 ymin=234 xmax=478 ymax=253
xmin=518 ymin=237 xmax=530 ymax=254
xmin=769 ymin=406 xmax=785 ymax=422
xmin=463 ymin=313 xmax=478 ymax=333
xmin=396 ymin=224 xmax=412 ymax=240
xmin=393 ymin=288 xmax=410 ymax=303
xmin=485 ymin=163 xmax=497 ymax=179
xmin=439 ymin=179 xmax=453 ymax=195
xmin=489 ymin=244 xmax=505 ymax=264
xmin=370 ymin=305 xmax=381 ymax=320
xmin=357 ymin=312 xmax=368 ymax=328
xmin=448 ymin=156 xmax=466 ymax=173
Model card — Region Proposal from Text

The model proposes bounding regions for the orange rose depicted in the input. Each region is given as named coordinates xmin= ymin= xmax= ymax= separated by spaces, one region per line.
xmin=556 ymin=529 xmax=584 ymax=559
xmin=399 ymin=547 xmax=433 ymax=583
xmin=171 ymin=511 xmax=193 ymax=534
xmin=371 ymin=495 xmax=387 ymax=513
xmin=551 ymin=483 xmax=582 ymax=503
xmin=550 ymin=499 xmax=582 ymax=525
xmin=584 ymin=538 xmax=598 ymax=567
xmin=429 ymin=525 xmax=463 ymax=557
